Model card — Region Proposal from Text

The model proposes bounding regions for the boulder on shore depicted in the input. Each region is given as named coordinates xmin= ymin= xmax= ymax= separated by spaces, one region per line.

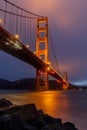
xmin=0 ymin=98 xmax=78 ymax=130
xmin=0 ymin=98 xmax=13 ymax=108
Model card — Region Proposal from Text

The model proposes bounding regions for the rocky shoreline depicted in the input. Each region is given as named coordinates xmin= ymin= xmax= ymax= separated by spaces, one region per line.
xmin=0 ymin=98 xmax=78 ymax=130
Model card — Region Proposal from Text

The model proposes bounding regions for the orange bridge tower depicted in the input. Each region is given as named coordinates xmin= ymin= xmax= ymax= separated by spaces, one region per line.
xmin=62 ymin=72 xmax=69 ymax=90
xmin=36 ymin=17 xmax=49 ymax=91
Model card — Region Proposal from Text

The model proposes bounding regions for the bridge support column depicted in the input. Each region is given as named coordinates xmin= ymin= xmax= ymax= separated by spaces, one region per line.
xmin=36 ymin=69 xmax=49 ymax=91
xmin=36 ymin=17 xmax=49 ymax=91
xmin=62 ymin=72 xmax=69 ymax=90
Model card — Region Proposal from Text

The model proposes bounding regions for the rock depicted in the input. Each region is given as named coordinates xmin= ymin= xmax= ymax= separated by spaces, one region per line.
xmin=0 ymin=114 xmax=24 ymax=130
xmin=0 ymin=98 xmax=78 ymax=130
xmin=42 ymin=114 xmax=55 ymax=125
xmin=0 ymin=114 xmax=38 ymax=130
xmin=30 ymin=119 xmax=46 ymax=129
xmin=0 ymin=103 xmax=38 ymax=121
xmin=0 ymin=98 xmax=13 ymax=108
xmin=41 ymin=114 xmax=62 ymax=126
xmin=38 ymin=109 xmax=44 ymax=116
xmin=41 ymin=124 xmax=63 ymax=130
xmin=63 ymin=122 xmax=78 ymax=130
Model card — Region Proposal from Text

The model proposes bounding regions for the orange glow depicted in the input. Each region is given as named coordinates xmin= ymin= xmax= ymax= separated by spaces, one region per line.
xmin=57 ymin=80 xmax=61 ymax=83
xmin=15 ymin=34 xmax=19 ymax=39
xmin=47 ymin=61 xmax=51 ymax=65
xmin=62 ymin=79 xmax=69 ymax=90
xmin=34 ymin=51 xmax=36 ymax=54
xmin=62 ymin=85 xmax=68 ymax=90
xmin=29 ymin=0 xmax=54 ymax=14
xmin=47 ymin=67 xmax=51 ymax=71
xmin=0 ymin=19 xmax=2 ymax=24
xmin=38 ymin=70 xmax=43 ymax=75
xmin=25 ymin=44 xmax=29 ymax=48
xmin=50 ymin=70 xmax=55 ymax=74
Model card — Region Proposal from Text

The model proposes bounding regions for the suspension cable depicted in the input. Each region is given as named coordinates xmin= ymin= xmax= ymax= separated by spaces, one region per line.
xmin=16 ymin=7 xmax=18 ymax=34
xmin=49 ymin=28 xmax=62 ymax=74
xmin=3 ymin=0 xmax=44 ymax=18
xmin=0 ymin=8 xmax=38 ymax=19
xmin=4 ymin=0 xmax=7 ymax=27
xmin=27 ymin=13 xmax=29 ymax=44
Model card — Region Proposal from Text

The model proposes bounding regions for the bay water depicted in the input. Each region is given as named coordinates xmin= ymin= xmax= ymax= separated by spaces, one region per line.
xmin=0 ymin=90 xmax=87 ymax=130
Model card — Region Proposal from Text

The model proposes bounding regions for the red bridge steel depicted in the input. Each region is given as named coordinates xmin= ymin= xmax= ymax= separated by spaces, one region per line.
xmin=0 ymin=25 xmax=63 ymax=81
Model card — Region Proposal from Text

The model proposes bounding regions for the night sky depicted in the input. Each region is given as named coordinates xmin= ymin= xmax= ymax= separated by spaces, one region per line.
xmin=0 ymin=0 xmax=87 ymax=86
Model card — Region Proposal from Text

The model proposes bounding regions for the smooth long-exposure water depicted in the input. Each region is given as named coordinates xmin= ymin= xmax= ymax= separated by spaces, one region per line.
xmin=0 ymin=90 xmax=87 ymax=130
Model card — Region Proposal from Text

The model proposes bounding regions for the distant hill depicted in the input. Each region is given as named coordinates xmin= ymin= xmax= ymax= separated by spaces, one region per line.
xmin=0 ymin=78 xmax=62 ymax=90
xmin=0 ymin=78 xmax=36 ymax=90
xmin=0 ymin=78 xmax=87 ymax=90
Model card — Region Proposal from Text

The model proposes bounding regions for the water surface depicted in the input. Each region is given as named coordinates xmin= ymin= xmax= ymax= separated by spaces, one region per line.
xmin=0 ymin=90 xmax=87 ymax=130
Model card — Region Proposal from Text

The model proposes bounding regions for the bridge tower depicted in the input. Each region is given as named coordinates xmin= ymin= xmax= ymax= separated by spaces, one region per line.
xmin=36 ymin=17 xmax=49 ymax=91
xmin=62 ymin=72 xmax=69 ymax=90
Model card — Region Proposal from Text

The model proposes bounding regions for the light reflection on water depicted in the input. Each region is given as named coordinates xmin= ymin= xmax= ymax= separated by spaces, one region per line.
xmin=0 ymin=90 xmax=87 ymax=130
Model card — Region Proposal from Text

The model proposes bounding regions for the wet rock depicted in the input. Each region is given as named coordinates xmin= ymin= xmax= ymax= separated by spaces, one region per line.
xmin=63 ymin=122 xmax=78 ymax=130
xmin=30 ymin=119 xmax=46 ymax=129
xmin=0 ymin=103 xmax=38 ymax=121
xmin=0 ymin=98 xmax=13 ymax=108
xmin=41 ymin=114 xmax=62 ymax=126
xmin=0 ymin=98 xmax=78 ymax=130
xmin=38 ymin=109 xmax=44 ymax=116
xmin=0 ymin=114 xmax=38 ymax=130
xmin=0 ymin=114 xmax=24 ymax=130
xmin=41 ymin=124 xmax=63 ymax=130
xmin=42 ymin=114 xmax=55 ymax=125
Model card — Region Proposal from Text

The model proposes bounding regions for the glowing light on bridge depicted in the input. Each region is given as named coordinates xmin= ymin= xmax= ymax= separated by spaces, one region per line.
xmin=47 ymin=61 xmax=51 ymax=65
xmin=15 ymin=34 xmax=19 ymax=39
xmin=0 ymin=19 xmax=2 ymax=25
xmin=47 ymin=67 xmax=51 ymax=71
xmin=34 ymin=51 xmax=36 ymax=54
xmin=25 ymin=44 xmax=30 ymax=49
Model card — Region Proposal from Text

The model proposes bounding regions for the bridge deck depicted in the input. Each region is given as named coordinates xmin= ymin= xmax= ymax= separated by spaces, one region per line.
xmin=0 ymin=26 xmax=63 ymax=81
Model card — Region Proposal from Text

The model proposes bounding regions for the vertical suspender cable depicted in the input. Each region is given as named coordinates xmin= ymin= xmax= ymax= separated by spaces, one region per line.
xmin=24 ymin=12 xmax=27 ymax=44
xmin=33 ymin=17 xmax=37 ymax=51
xmin=10 ymin=4 xmax=13 ymax=34
xmin=4 ymin=0 xmax=7 ymax=28
xmin=16 ymin=7 xmax=18 ymax=35
xmin=49 ymin=28 xmax=62 ymax=75
xmin=30 ymin=14 xmax=32 ymax=44
xmin=20 ymin=9 xmax=22 ymax=41
xmin=29 ymin=13 xmax=31 ymax=44
xmin=32 ymin=17 xmax=34 ymax=51
xmin=27 ymin=13 xmax=29 ymax=45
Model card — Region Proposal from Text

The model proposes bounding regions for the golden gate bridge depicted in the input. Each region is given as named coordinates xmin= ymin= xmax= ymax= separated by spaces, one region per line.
xmin=0 ymin=0 xmax=69 ymax=90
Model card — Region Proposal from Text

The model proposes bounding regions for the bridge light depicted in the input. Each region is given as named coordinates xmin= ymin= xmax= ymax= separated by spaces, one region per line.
xmin=47 ymin=61 xmax=51 ymax=65
xmin=47 ymin=67 xmax=50 ymax=71
xmin=34 ymin=51 xmax=36 ymax=54
xmin=0 ymin=19 xmax=2 ymax=25
xmin=15 ymin=34 xmax=19 ymax=39
xmin=25 ymin=44 xmax=29 ymax=49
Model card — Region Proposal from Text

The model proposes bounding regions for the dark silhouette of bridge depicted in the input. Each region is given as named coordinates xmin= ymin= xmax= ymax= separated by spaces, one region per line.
xmin=0 ymin=0 xmax=69 ymax=90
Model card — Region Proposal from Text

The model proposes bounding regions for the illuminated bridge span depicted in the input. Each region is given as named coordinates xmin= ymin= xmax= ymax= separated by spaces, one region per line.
xmin=0 ymin=0 xmax=69 ymax=90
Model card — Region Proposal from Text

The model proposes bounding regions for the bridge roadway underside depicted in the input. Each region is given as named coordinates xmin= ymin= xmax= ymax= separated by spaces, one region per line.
xmin=0 ymin=26 xmax=63 ymax=81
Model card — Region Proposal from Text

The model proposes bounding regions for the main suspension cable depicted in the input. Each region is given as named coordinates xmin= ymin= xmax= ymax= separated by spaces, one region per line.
xmin=3 ymin=0 xmax=44 ymax=18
